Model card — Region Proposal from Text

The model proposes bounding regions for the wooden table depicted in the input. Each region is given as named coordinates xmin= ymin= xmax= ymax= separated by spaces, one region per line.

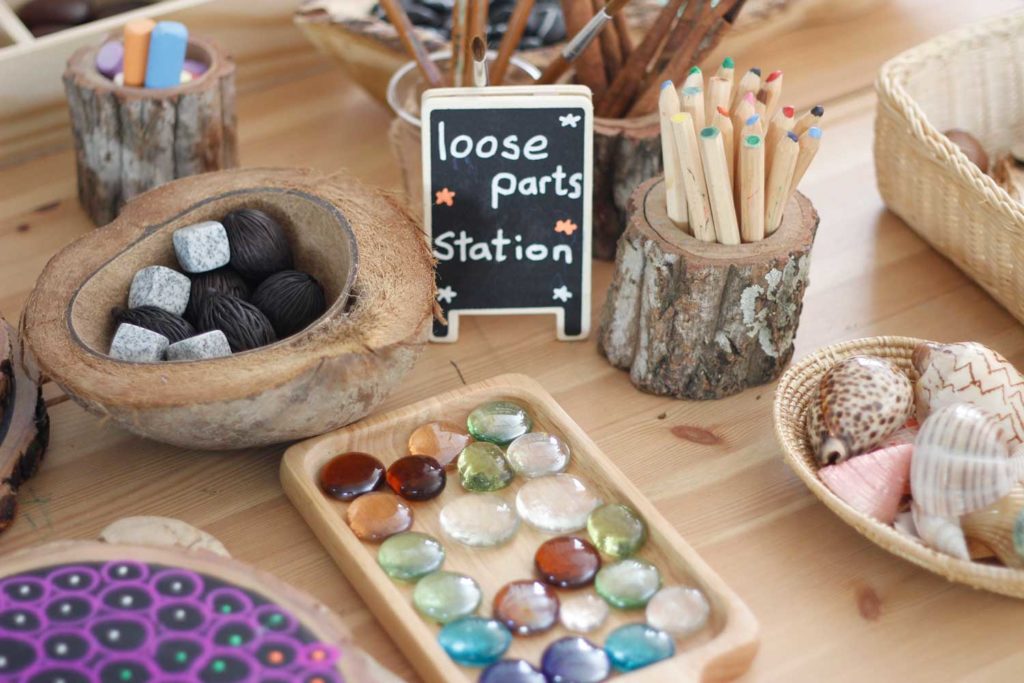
xmin=3 ymin=1 xmax=1023 ymax=680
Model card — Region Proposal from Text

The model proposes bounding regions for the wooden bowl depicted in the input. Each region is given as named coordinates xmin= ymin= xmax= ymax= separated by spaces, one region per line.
xmin=21 ymin=167 xmax=435 ymax=450
xmin=773 ymin=336 xmax=1024 ymax=598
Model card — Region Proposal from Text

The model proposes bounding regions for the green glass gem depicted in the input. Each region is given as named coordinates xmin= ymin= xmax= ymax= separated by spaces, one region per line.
xmin=219 ymin=605 xmax=232 ymax=614
xmin=1013 ymin=508 xmax=1024 ymax=559
xmin=466 ymin=401 xmax=532 ymax=445
xmin=595 ymin=559 xmax=661 ymax=609
xmin=228 ymin=634 xmax=243 ymax=646
xmin=413 ymin=571 xmax=482 ymax=623
xmin=269 ymin=613 xmax=283 ymax=625
xmin=212 ymin=660 xmax=227 ymax=674
xmin=119 ymin=670 xmax=132 ymax=682
xmin=587 ymin=504 xmax=647 ymax=558
xmin=175 ymin=651 xmax=189 ymax=664
xmin=457 ymin=442 xmax=514 ymax=492
xmin=378 ymin=531 xmax=446 ymax=581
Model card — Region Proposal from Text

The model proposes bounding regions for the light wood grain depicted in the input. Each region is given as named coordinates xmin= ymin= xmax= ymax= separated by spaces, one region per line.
xmin=2 ymin=1 xmax=1024 ymax=681
xmin=281 ymin=374 xmax=759 ymax=682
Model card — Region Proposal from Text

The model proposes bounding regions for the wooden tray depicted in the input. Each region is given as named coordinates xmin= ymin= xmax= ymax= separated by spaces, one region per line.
xmin=281 ymin=374 xmax=759 ymax=682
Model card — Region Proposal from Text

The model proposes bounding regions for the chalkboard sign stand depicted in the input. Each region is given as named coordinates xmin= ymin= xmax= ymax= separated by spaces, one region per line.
xmin=421 ymin=85 xmax=593 ymax=343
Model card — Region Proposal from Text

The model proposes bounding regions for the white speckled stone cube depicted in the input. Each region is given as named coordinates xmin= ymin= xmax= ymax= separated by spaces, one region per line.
xmin=166 ymin=330 xmax=232 ymax=361
xmin=109 ymin=323 xmax=169 ymax=362
xmin=128 ymin=265 xmax=190 ymax=315
xmin=172 ymin=220 xmax=230 ymax=273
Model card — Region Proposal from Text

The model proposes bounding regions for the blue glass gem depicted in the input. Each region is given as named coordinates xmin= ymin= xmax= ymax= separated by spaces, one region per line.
xmin=604 ymin=623 xmax=675 ymax=672
xmin=439 ymin=617 xmax=512 ymax=667
xmin=479 ymin=659 xmax=546 ymax=683
xmin=541 ymin=637 xmax=611 ymax=683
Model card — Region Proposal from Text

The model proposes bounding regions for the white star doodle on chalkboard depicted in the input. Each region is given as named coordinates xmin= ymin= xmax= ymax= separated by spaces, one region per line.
xmin=559 ymin=113 xmax=581 ymax=128
xmin=552 ymin=286 xmax=573 ymax=302
xmin=437 ymin=286 xmax=457 ymax=304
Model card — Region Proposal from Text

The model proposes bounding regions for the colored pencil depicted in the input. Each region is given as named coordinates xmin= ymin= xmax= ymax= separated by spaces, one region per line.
xmin=716 ymin=56 xmax=735 ymax=84
xmin=705 ymin=76 xmax=731 ymax=125
xmin=490 ymin=0 xmax=534 ymax=85
xmin=765 ymin=131 xmax=799 ymax=235
xmin=739 ymin=133 xmax=765 ymax=242
xmin=659 ymin=81 xmax=687 ymax=229
xmin=788 ymin=126 xmax=822 ymax=198
xmin=380 ymin=0 xmax=444 ymax=88
xmin=757 ymin=69 xmax=783 ymax=120
xmin=698 ymin=126 xmax=741 ymax=245
xmin=765 ymin=105 xmax=795 ymax=173
xmin=712 ymin=105 xmax=735 ymax=187
xmin=794 ymin=104 xmax=824 ymax=136
xmin=471 ymin=36 xmax=488 ymax=87
xmin=732 ymin=67 xmax=761 ymax=109
xmin=539 ymin=0 xmax=631 ymax=87
xmin=670 ymin=112 xmax=716 ymax=242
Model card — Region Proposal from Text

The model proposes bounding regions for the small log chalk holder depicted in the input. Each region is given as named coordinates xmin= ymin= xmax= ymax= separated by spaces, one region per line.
xmin=599 ymin=177 xmax=820 ymax=400
xmin=63 ymin=35 xmax=238 ymax=226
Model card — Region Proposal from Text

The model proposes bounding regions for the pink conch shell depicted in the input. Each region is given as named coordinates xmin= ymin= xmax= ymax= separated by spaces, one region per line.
xmin=911 ymin=403 xmax=1024 ymax=517
xmin=913 ymin=341 xmax=1024 ymax=448
xmin=810 ymin=356 xmax=915 ymax=465
xmin=961 ymin=485 xmax=1024 ymax=568
xmin=819 ymin=443 xmax=912 ymax=524
xmin=912 ymin=502 xmax=970 ymax=560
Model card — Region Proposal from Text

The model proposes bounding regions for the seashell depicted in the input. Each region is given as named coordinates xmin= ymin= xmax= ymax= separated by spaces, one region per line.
xmin=911 ymin=403 xmax=1024 ymax=517
xmin=961 ymin=486 xmax=1024 ymax=569
xmin=812 ymin=355 xmax=915 ymax=465
xmin=893 ymin=510 xmax=918 ymax=540
xmin=913 ymin=341 xmax=1024 ymax=448
xmin=912 ymin=502 xmax=970 ymax=560
xmin=819 ymin=443 xmax=912 ymax=524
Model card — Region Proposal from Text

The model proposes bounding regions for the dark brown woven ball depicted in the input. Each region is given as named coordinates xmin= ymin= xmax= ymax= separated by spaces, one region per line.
xmin=251 ymin=270 xmax=327 ymax=338
xmin=186 ymin=267 xmax=250 ymax=325
xmin=222 ymin=209 xmax=293 ymax=282
xmin=194 ymin=293 xmax=277 ymax=352
xmin=112 ymin=306 xmax=196 ymax=343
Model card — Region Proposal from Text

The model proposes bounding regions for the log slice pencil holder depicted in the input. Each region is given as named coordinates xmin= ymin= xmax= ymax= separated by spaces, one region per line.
xmin=63 ymin=35 xmax=239 ymax=227
xmin=599 ymin=177 xmax=820 ymax=400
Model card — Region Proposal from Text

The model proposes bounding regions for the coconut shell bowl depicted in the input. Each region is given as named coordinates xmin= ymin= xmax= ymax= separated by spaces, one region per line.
xmin=21 ymin=168 xmax=435 ymax=450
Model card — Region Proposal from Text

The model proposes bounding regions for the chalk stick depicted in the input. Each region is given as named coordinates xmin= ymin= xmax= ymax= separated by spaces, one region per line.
xmin=122 ymin=19 xmax=154 ymax=87
xmin=144 ymin=21 xmax=188 ymax=89
xmin=96 ymin=40 xmax=124 ymax=79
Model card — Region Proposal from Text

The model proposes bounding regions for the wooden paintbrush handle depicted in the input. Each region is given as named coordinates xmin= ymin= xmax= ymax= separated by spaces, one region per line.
xmin=561 ymin=0 xmax=607 ymax=95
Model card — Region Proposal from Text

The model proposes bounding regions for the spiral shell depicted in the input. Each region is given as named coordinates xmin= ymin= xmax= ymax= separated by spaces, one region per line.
xmin=961 ymin=486 xmax=1024 ymax=569
xmin=911 ymin=403 xmax=1024 ymax=517
xmin=913 ymin=341 xmax=1024 ymax=448
xmin=912 ymin=502 xmax=969 ymax=560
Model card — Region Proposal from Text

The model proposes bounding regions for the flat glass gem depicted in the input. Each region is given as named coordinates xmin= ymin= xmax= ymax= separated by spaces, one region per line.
xmin=438 ymin=617 xmax=512 ymax=667
xmin=377 ymin=532 xmax=445 ymax=582
xmin=408 ymin=420 xmax=473 ymax=467
xmin=516 ymin=474 xmax=603 ymax=533
xmin=345 ymin=492 xmax=413 ymax=542
xmin=541 ymin=637 xmax=611 ymax=683
xmin=467 ymin=401 xmax=532 ymax=445
xmin=586 ymin=504 xmax=647 ymax=558
xmin=319 ymin=452 xmax=385 ymax=501
xmin=386 ymin=455 xmax=446 ymax=501
xmin=559 ymin=592 xmax=609 ymax=634
xmin=506 ymin=432 xmax=570 ymax=478
xmin=594 ymin=559 xmax=661 ymax=609
xmin=604 ymin=623 xmax=675 ymax=672
xmin=645 ymin=586 xmax=711 ymax=637
xmin=440 ymin=494 xmax=519 ymax=547
xmin=412 ymin=571 xmax=482 ymax=624
xmin=479 ymin=659 xmax=547 ymax=683
xmin=458 ymin=442 xmax=515 ymax=492
xmin=534 ymin=536 xmax=601 ymax=588
xmin=493 ymin=580 xmax=559 ymax=636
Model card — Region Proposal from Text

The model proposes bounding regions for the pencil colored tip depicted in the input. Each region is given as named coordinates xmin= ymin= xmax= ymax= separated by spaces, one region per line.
xmin=472 ymin=36 xmax=486 ymax=61
xmin=787 ymin=131 xmax=799 ymax=142
xmin=671 ymin=112 xmax=689 ymax=123
xmin=745 ymin=114 xmax=760 ymax=126
xmin=782 ymin=106 xmax=795 ymax=118
xmin=722 ymin=57 xmax=734 ymax=68
xmin=661 ymin=80 xmax=674 ymax=90
xmin=808 ymin=126 xmax=822 ymax=139
xmin=767 ymin=70 xmax=783 ymax=82
xmin=689 ymin=66 xmax=701 ymax=74
xmin=700 ymin=127 xmax=719 ymax=138
xmin=811 ymin=105 xmax=825 ymax=116
xmin=717 ymin=106 xmax=730 ymax=116
xmin=745 ymin=135 xmax=762 ymax=146
xmin=743 ymin=91 xmax=755 ymax=103
xmin=750 ymin=67 xmax=762 ymax=76
xmin=682 ymin=86 xmax=701 ymax=95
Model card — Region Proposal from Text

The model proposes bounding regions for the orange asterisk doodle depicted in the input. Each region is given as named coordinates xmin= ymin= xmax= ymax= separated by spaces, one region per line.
xmin=554 ymin=219 xmax=578 ymax=235
xmin=435 ymin=187 xmax=456 ymax=206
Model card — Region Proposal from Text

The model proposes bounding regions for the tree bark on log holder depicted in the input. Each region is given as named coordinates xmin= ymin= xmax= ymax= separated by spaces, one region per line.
xmin=599 ymin=177 xmax=820 ymax=400
xmin=63 ymin=35 xmax=238 ymax=227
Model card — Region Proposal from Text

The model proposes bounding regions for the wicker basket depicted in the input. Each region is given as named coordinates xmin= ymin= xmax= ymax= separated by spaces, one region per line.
xmin=774 ymin=336 xmax=1024 ymax=598
xmin=875 ymin=13 xmax=1024 ymax=325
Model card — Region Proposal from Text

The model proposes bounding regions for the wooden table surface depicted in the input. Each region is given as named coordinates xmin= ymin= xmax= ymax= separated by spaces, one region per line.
xmin=3 ymin=1 xmax=1024 ymax=680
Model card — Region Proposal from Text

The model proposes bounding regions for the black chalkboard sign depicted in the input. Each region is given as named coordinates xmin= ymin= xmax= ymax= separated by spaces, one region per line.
xmin=421 ymin=86 xmax=593 ymax=342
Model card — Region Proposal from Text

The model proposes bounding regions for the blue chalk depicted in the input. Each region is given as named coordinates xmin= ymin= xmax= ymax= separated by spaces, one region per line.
xmin=144 ymin=21 xmax=188 ymax=89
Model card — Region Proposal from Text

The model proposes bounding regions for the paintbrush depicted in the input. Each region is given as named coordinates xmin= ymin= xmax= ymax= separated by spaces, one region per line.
xmin=490 ymin=0 xmax=535 ymax=85
xmin=537 ymin=0 xmax=632 ymax=85
xmin=380 ymin=0 xmax=444 ymax=88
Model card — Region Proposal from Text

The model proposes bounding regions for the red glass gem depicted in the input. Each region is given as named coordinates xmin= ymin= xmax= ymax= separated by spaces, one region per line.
xmin=534 ymin=536 xmax=602 ymax=588
xmin=319 ymin=452 xmax=386 ymax=501
xmin=386 ymin=455 xmax=447 ymax=501
xmin=493 ymin=580 xmax=559 ymax=636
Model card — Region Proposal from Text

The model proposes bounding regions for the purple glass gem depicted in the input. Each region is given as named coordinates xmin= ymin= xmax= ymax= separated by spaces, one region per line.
xmin=541 ymin=637 xmax=611 ymax=683
xmin=480 ymin=659 xmax=546 ymax=683
xmin=96 ymin=40 xmax=124 ymax=79
xmin=183 ymin=59 xmax=208 ymax=77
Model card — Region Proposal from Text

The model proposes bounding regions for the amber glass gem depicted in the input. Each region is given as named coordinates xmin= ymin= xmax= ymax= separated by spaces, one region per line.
xmin=345 ymin=492 xmax=413 ymax=542
xmin=387 ymin=455 xmax=447 ymax=501
xmin=319 ymin=452 xmax=386 ymax=501
xmin=408 ymin=420 xmax=473 ymax=468
xmin=534 ymin=536 xmax=602 ymax=589
xmin=493 ymin=580 xmax=560 ymax=636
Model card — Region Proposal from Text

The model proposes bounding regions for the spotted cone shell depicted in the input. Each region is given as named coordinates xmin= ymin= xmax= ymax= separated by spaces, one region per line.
xmin=810 ymin=356 xmax=914 ymax=465
xmin=911 ymin=403 xmax=1024 ymax=517
xmin=913 ymin=341 xmax=1024 ymax=448
xmin=961 ymin=485 xmax=1024 ymax=568
xmin=912 ymin=502 xmax=969 ymax=560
